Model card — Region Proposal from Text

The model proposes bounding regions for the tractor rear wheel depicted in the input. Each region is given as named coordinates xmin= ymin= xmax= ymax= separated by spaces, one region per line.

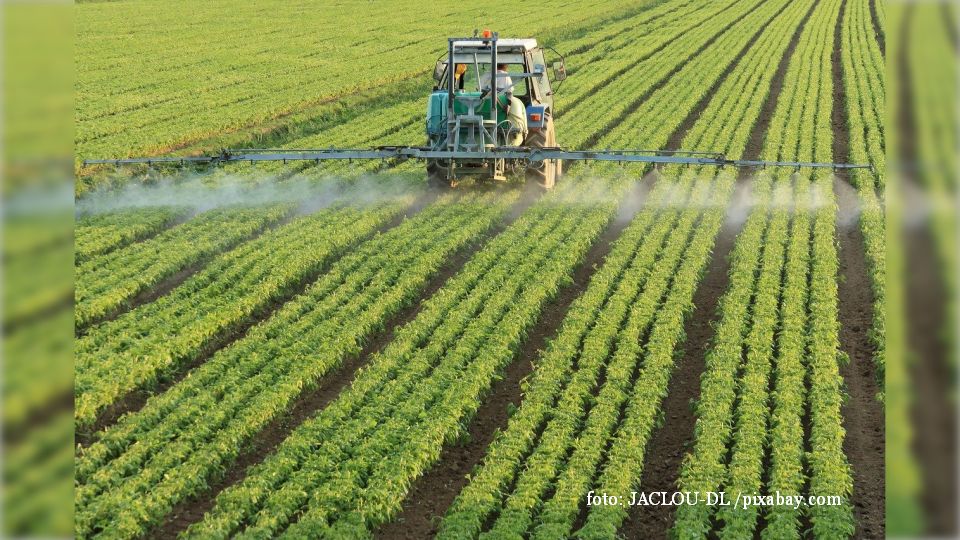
xmin=525 ymin=116 xmax=558 ymax=189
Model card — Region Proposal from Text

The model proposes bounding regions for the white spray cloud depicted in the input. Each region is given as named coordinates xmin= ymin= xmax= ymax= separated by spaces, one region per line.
xmin=75 ymin=172 xmax=425 ymax=217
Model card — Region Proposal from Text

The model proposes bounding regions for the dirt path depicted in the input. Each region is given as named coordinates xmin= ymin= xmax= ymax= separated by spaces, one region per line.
xmin=905 ymin=219 xmax=957 ymax=536
xmin=867 ymin=0 xmax=885 ymax=54
xmin=375 ymin=178 xmax=652 ymax=539
xmin=831 ymin=2 xmax=886 ymax=535
xmin=834 ymin=178 xmax=886 ymax=539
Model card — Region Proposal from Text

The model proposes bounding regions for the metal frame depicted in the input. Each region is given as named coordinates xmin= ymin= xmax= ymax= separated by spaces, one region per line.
xmin=83 ymin=146 xmax=874 ymax=171
xmin=443 ymin=33 xmax=508 ymax=180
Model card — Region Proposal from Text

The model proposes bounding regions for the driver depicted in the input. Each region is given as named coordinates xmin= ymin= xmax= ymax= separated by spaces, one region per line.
xmin=480 ymin=63 xmax=514 ymax=101
xmin=481 ymin=64 xmax=525 ymax=145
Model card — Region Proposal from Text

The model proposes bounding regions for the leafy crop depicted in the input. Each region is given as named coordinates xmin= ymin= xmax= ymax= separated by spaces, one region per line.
xmin=840 ymin=0 xmax=886 ymax=382
xmin=75 ymin=207 xmax=185 ymax=264
xmin=74 ymin=205 xmax=290 ymax=329
xmin=74 ymin=201 xmax=407 ymax=426
xmin=73 ymin=193 xmax=513 ymax=539
xmin=183 ymin=184 xmax=617 ymax=538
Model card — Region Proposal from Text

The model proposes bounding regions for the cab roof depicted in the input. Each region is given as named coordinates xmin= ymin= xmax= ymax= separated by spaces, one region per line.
xmin=452 ymin=38 xmax=538 ymax=51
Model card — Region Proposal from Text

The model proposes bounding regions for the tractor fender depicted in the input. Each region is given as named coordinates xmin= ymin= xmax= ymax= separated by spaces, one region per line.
xmin=526 ymin=104 xmax=550 ymax=132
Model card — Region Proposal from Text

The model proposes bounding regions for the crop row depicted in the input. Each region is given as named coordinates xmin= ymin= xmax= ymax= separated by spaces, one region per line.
xmin=576 ymin=0 xmax=825 ymax=527
xmin=73 ymin=192 xmax=515 ymax=539
xmin=716 ymin=0 xmax=850 ymax=529
xmin=562 ymin=0 xmax=778 ymax=150
xmin=760 ymin=176 xmax=811 ymax=538
xmin=841 ymin=0 xmax=887 ymax=382
xmin=711 ymin=179 xmax=790 ymax=538
xmin=438 ymin=0 xmax=816 ymax=530
xmin=576 ymin=0 xmax=822 ymax=524
xmin=807 ymin=172 xmax=856 ymax=537
xmin=674 ymin=0 xmax=855 ymax=535
xmin=74 ymin=200 xmax=408 ymax=427
xmin=4 ymin=240 xmax=72 ymax=329
xmin=574 ymin=174 xmax=732 ymax=539
xmin=670 ymin=176 xmax=772 ymax=538
xmin=74 ymin=205 xmax=290 ymax=329
xmin=76 ymin=0 xmax=628 ymax=118
xmin=75 ymin=206 xmax=185 ymax=264
xmin=541 ymin=181 xmax=716 ymax=540
xmin=91 ymin=0 xmax=753 ymax=192
xmin=181 ymin=182 xmax=618 ymax=538
xmin=802 ymin=3 xmax=857 ymax=534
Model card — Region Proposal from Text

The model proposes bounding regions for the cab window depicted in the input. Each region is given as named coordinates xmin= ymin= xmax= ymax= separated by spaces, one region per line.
xmin=504 ymin=63 xmax=529 ymax=101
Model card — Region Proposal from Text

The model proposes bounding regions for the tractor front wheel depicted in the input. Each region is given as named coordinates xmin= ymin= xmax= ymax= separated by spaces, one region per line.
xmin=525 ymin=116 xmax=558 ymax=189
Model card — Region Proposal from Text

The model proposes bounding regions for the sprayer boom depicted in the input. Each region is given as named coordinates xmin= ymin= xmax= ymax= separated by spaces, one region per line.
xmin=84 ymin=146 xmax=872 ymax=172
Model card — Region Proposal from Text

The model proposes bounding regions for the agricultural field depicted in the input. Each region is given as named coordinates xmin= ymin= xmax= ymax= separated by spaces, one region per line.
xmin=62 ymin=0 xmax=889 ymax=537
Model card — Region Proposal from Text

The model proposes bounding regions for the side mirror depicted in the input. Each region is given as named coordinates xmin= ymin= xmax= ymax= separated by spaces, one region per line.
xmin=433 ymin=61 xmax=446 ymax=82
xmin=552 ymin=60 xmax=567 ymax=82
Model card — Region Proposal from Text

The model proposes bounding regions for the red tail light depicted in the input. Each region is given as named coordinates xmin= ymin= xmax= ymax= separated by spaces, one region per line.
xmin=530 ymin=113 xmax=542 ymax=122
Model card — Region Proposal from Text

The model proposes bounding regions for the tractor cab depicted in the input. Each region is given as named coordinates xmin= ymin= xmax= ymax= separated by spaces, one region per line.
xmin=425 ymin=31 xmax=567 ymax=188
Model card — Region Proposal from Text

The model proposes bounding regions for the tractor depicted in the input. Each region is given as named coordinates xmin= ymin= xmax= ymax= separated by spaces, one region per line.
xmin=425 ymin=31 xmax=566 ymax=189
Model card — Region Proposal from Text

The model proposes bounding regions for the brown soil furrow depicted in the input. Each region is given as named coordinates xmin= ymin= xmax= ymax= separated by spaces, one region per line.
xmin=375 ymin=178 xmax=651 ymax=540
xmin=78 ymin=194 xmax=435 ymax=442
xmin=905 ymin=223 xmax=958 ymax=536
xmin=867 ymin=0 xmax=885 ymax=55
xmin=149 ymin=190 xmax=539 ymax=540
xmin=831 ymin=0 xmax=886 ymax=536
xmin=834 ymin=178 xmax=886 ymax=539
xmin=942 ymin=1 xmax=960 ymax=53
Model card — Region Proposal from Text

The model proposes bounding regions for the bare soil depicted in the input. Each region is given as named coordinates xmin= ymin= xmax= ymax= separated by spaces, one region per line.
xmin=905 ymin=221 xmax=958 ymax=536
xmin=834 ymin=178 xmax=886 ymax=539
xmin=867 ymin=0 xmax=885 ymax=55
xmin=831 ymin=2 xmax=886 ymax=535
